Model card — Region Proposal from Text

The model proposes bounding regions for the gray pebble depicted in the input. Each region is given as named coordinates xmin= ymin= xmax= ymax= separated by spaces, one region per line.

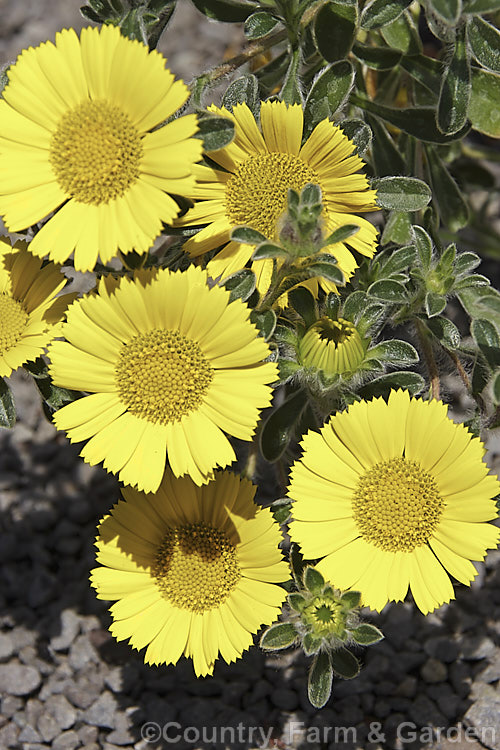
xmin=44 ymin=694 xmax=77 ymax=730
xmin=462 ymin=636 xmax=496 ymax=661
xmin=106 ymin=724 xmax=137 ymax=746
xmin=0 ymin=663 xmax=41 ymax=696
xmin=395 ymin=676 xmax=417 ymax=698
xmin=52 ymin=730 xmax=81 ymax=750
xmin=420 ymin=657 xmax=448 ymax=683
xmin=477 ymin=652 xmax=500 ymax=683
xmin=78 ymin=725 xmax=99 ymax=744
xmin=424 ymin=635 xmax=460 ymax=663
xmin=464 ymin=695 xmax=500 ymax=748
xmin=1 ymin=695 xmax=22 ymax=717
xmin=50 ymin=610 xmax=80 ymax=652
xmin=0 ymin=633 xmax=14 ymax=662
xmin=449 ymin=660 xmax=473 ymax=698
xmin=28 ymin=571 xmax=57 ymax=608
xmin=18 ymin=725 xmax=42 ymax=743
xmin=67 ymin=674 xmax=104 ymax=710
xmin=68 ymin=635 xmax=98 ymax=671
xmin=37 ymin=712 xmax=60 ymax=743
xmin=0 ymin=722 xmax=20 ymax=748
xmin=408 ymin=694 xmax=447 ymax=727
xmin=373 ymin=698 xmax=391 ymax=718
xmin=271 ymin=688 xmax=299 ymax=710
xmin=83 ymin=691 xmax=118 ymax=729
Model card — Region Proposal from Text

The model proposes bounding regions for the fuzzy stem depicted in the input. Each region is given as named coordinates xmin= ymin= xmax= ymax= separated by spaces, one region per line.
xmin=416 ymin=320 xmax=440 ymax=400
xmin=188 ymin=1 xmax=324 ymax=96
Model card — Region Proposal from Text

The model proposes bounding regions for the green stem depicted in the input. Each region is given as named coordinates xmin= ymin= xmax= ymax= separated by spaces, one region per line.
xmin=416 ymin=319 xmax=440 ymax=400
xmin=188 ymin=0 xmax=324 ymax=102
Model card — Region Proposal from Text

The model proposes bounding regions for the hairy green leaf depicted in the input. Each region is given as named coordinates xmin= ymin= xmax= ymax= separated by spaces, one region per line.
xmin=380 ymin=10 xmax=422 ymax=53
xmin=190 ymin=0 xmax=256 ymax=22
xmin=260 ymin=388 xmax=308 ymax=462
xmin=359 ymin=371 xmax=426 ymax=396
xmin=222 ymin=268 xmax=256 ymax=302
xmin=469 ymin=68 xmax=500 ymax=137
xmin=350 ymin=624 xmax=384 ymax=645
xmin=339 ymin=119 xmax=372 ymax=156
xmin=351 ymin=94 xmax=470 ymax=142
xmin=468 ymin=17 xmax=500 ymax=73
xmin=437 ymin=27 xmax=471 ymax=135
xmin=244 ymin=11 xmax=279 ymax=39
xmin=0 ymin=378 xmax=16 ymax=429
xmin=196 ymin=115 xmax=235 ymax=151
xmin=304 ymin=61 xmax=355 ymax=135
xmin=368 ymin=340 xmax=419 ymax=364
xmin=426 ymin=316 xmax=461 ymax=348
xmin=425 ymin=147 xmax=470 ymax=231
xmin=313 ymin=2 xmax=358 ymax=62
xmin=374 ymin=177 xmax=431 ymax=211
xmin=425 ymin=291 xmax=447 ymax=317
xmin=331 ymin=648 xmax=360 ymax=679
xmin=352 ymin=43 xmax=402 ymax=70
xmin=428 ymin=0 xmax=462 ymax=24
xmin=361 ymin=0 xmax=412 ymax=29
xmin=260 ymin=623 xmax=298 ymax=650
xmin=308 ymin=652 xmax=333 ymax=708
xmin=222 ymin=74 xmax=260 ymax=116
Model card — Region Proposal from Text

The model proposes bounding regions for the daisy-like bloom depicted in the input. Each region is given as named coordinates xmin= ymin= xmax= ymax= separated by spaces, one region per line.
xmin=298 ymin=317 xmax=368 ymax=377
xmin=176 ymin=100 xmax=378 ymax=292
xmin=91 ymin=470 xmax=288 ymax=676
xmin=288 ymin=389 xmax=500 ymax=615
xmin=0 ymin=25 xmax=202 ymax=272
xmin=47 ymin=265 xmax=277 ymax=492
xmin=0 ymin=236 xmax=73 ymax=377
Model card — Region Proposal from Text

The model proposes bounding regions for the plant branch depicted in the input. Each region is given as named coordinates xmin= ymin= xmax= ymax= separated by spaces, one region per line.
xmin=416 ymin=320 xmax=440 ymax=400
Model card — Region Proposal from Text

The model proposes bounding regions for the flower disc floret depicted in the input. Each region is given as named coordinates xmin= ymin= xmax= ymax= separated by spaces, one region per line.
xmin=352 ymin=458 xmax=443 ymax=552
xmin=225 ymin=153 xmax=319 ymax=239
xmin=0 ymin=294 xmax=28 ymax=355
xmin=115 ymin=329 xmax=214 ymax=425
xmin=153 ymin=522 xmax=241 ymax=612
xmin=50 ymin=100 xmax=143 ymax=205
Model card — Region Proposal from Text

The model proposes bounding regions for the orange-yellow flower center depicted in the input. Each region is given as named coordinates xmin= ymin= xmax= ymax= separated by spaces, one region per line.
xmin=0 ymin=293 xmax=28 ymax=355
xmin=299 ymin=317 xmax=366 ymax=376
xmin=49 ymin=99 xmax=143 ymax=205
xmin=115 ymin=329 xmax=213 ymax=424
xmin=153 ymin=522 xmax=241 ymax=612
xmin=225 ymin=153 xmax=320 ymax=239
xmin=352 ymin=457 xmax=444 ymax=552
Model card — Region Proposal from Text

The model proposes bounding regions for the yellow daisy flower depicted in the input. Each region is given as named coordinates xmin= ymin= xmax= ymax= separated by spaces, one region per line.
xmin=47 ymin=265 xmax=277 ymax=492
xmin=0 ymin=236 xmax=72 ymax=377
xmin=0 ymin=25 xmax=203 ymax=272
xmin=91 ymin=470 xmax=288 ymax=677
xmin=288 ymin=389 xmax=500 ymax=615
xmin=177 ymin=100 xmax=378 ymax=292
xmin=298 ymin=317 xmax=368 ymax=377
